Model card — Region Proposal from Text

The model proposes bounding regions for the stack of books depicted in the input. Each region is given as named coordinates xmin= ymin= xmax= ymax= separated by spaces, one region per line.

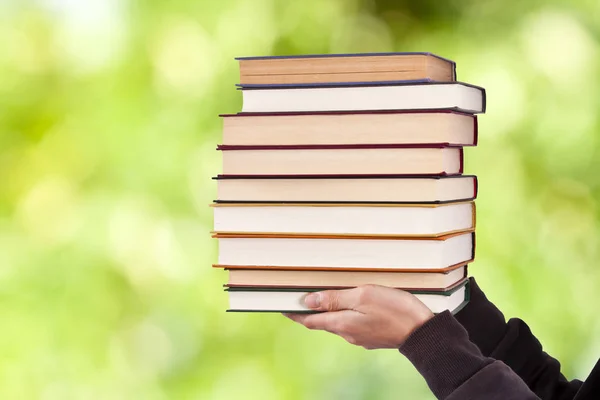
xmin=212 ymin=53 xmax=485 ymax=314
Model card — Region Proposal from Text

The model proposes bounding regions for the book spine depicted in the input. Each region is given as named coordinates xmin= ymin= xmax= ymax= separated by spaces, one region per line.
xmin=212 ymin=230 xmax=472 ymax=240
xmin=214 ymin=199 xmax=477 ymax=204
xmin=220 ymin=109 xmax=475 ymax=118
xmin=215 ymin=173 xmax=466 ymax=179
xmin=224 ymin=283 xmax=465 ymax=292
xmin=473 ymin=116 xmax=479 ymax=146
xmin=225 ymin=278 xmax=468 ymax=295
xmin=217 ymin=143 xmax=454 ymax=151
xmin=481 ymin=89 xmax=487 ymax=113
xmin=458 ymin=148 xmax=464 ymax=174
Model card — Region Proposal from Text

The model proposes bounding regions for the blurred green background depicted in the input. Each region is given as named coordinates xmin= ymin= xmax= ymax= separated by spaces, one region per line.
xmin=1 ymin=0 xmax=600 ymax=398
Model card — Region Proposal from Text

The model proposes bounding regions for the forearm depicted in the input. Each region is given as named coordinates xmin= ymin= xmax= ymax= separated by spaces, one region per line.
xmin=399 ymin=311 xmax=539 ymax=399
xmin=455 ymin=278 xmax=583 ymax=399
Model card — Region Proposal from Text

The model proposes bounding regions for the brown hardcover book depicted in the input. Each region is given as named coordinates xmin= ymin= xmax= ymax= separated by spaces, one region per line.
xmin=215 ymin=175 xmax=477 ymax=204
xmin=237 ymin=53 xmax=456 ymax=85
xmin=212 ymin=201 xmax=475 ymax=237
xmin=213 ymin=231 xmax=475 ymax=272
xmin=224 ymin=264 xmax=468 ymax=290
xmin=218 ymin=144 xmax=464 ymax=176
xmin=220 ymin=110 xmax=477 ymax=147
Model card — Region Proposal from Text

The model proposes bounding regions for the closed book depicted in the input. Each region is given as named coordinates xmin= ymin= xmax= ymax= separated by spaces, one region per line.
xmin=221 ymin=110 xmax=477 ymax=147
xmin=226 ymin=279 xmax=470 ymax=314
xmin=224 ymin=264 xmax=468 ymax=290
xmin=213 ymin=231 xmax=475 ymax=271
xmin=240 ymin=82 xmax=485 ymax=114
xmin=212 ymin=202 xmax=475 ymax=237
xmin=215 ymin=175 xmax=477 ymax=204
xmin=218 ymin=144 xmax=464 ymax=176
xmin=237 ymin=52 xmax=456 ymax=85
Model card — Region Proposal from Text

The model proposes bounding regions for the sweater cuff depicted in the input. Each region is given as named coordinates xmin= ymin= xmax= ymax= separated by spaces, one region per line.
xmin=454 ymin=277 xmax=508 ymax=356
xmin=399 ymin=310 xmax=494 ymax=399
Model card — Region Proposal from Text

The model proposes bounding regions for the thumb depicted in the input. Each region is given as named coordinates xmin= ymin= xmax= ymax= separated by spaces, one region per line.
xmin=303 ymin=288 xmax=360 ymax=312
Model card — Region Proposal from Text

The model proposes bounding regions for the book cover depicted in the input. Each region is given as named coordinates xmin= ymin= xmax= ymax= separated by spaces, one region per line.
xmin=213 ymin=175 xmax=479 ymax=205
xmin=235 ymin=52 xmax=455 ymax=64
xmin=211 ymin=201 xmax=476 ymax=238
xmin=216 ymin=143 xmax=464 ymax=151
xmin=225 ymin=279 xmax=470 ymax=314
xmin=236 ymin=52 xmax=457 ymax=84
xmin=213 ymin=260 xmax=471 ymax=274
xmin=224 ymin=271 xmax=469 ymax=292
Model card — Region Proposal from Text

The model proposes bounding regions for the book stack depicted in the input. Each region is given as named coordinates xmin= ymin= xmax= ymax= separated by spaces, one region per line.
xmin=212 ymin=53 xmax=485 ymax=314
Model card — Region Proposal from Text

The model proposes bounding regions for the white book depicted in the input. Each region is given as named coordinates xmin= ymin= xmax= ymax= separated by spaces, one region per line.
xmin=213 ymin=202 xmax=475 ymax=237
xmin=227 ymin=282 xmax=469 ymax=313
xmin=215 ymin=232 xmax=474 ymax=270
xmin=241 ymin=82 xmax=485 ymax=114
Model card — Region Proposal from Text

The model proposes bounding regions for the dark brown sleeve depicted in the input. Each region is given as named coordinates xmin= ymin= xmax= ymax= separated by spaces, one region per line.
xmin=455 ymin=278 xmax=584 ymax=399
xmin=399 ymin=311 xmax=540 ymax=399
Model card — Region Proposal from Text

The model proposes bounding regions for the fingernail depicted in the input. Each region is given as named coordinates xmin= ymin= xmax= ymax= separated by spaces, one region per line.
xmin=304 ymin=293 xmax=321 ymax=308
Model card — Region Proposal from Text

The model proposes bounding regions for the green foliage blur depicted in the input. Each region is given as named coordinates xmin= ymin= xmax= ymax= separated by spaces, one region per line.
xmin=1 ymin=0 xmax=600 ymax=398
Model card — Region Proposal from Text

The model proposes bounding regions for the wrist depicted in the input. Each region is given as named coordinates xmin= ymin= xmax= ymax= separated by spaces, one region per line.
xmin=410 ymin=306 xmax=434 ymax=335
xmin=397 ymin=300 xmax=435 ymax=345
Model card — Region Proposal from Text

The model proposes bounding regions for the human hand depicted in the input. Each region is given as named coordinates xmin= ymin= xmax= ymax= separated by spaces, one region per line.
xmin=284 ymin=285 xmax=434 ymax=350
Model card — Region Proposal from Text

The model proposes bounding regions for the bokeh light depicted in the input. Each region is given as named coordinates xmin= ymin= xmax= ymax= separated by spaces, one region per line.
xmin=1 ymin=0 xmax=600 ymax=398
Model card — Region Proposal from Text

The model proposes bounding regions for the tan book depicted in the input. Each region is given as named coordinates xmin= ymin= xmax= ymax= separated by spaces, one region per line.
xmin=221 ymin=110 xmax=477 ymax=147
xmin=219 ymin=144 xmax=464 ymax=176
xmin=212 ymin=202 xmax=475 ymax=237
xmin=224 ymin=264 xmax=468 ymax=291
xmin=237 ymin=52 xmax=456 ymax=85
xmin=215 ymin=175 xmax=477 ymax=204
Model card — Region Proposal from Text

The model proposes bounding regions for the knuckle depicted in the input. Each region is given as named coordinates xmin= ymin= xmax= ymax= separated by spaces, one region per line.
xmin=324 ymin=324 xmax=336 ymax=334
xmin=358 ymin=285 xmax=375 ymax=303
xmin=303 ymin=319 xmax=317 ymax=330
xmin=325 ymin=293 xmax=339 ymax=311
xmin=334 ymin=320 xmax=350 ymax=333
xmin=322 ymin=317 xmax=336 ymax=333
xmin=346 ymin=336 xmax=358 ymax=345
xmin=355 ymin=287 xmax=366 ymax=302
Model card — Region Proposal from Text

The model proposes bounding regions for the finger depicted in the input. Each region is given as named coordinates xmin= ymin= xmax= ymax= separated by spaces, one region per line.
xmin=294 ymin=310 xmax=359 ymax=334
xmin=339 ymin=334 xmax=359 ymax=346
xmin=303 ymin=288 xmax=364 ymax=312
xmin=282 ymin=312 xmax=311 ymax=324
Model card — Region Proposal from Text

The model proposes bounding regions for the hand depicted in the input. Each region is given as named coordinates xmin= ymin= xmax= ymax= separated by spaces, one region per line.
xmin=284 ymin=285 xmax=434 ymax=350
